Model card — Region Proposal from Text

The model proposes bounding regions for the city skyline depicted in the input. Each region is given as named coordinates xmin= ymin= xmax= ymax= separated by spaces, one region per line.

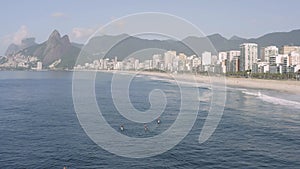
xmin=2 ymin=27 xmax=300 ymax=76
xmin=2 ymin=0 xmax=300 ymax=55
xmin=74 ymin=43 xmax=300 ymax=77
xmin=1 ymin=1 xmax=300 ymax=168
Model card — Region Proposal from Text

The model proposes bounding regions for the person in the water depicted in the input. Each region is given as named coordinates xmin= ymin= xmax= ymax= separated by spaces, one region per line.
xmin=120 ymin=125 xmax=124 ymax=131
xmin=157 ymin=117 xmax=161 ymax=124
xmin=144 ymin=124 xmax=148 ymax=131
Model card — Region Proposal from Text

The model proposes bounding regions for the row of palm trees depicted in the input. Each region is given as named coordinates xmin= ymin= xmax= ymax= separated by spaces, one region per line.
xmin=143 ymin=69 xmax=300 ymax=80
xmin=226 ymin=70 xmax=300 ymax=80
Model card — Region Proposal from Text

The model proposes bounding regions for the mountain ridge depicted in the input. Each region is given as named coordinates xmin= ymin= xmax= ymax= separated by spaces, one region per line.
xmin=13 ymin=30 xmax=80 ymax=68
xmin=6 ymin=29 xmax=300 ymax=68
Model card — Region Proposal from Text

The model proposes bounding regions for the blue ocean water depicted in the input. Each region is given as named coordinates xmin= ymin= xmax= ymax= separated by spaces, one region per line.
xmin=0 ymin=71 xmax=299 ymax=168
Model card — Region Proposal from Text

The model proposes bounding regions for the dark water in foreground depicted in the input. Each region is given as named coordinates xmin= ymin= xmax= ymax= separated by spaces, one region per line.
xmin=0 ymin=71 xmax=299 ymax=168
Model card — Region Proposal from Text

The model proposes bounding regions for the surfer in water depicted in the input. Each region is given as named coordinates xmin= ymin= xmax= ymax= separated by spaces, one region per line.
xmin=157 ymin=117 xmax=161 ymax=124
xmin=144 ymin=123 xmax=148 ymax=132
xmin=120 ymin=125 xmax=124 ymax=131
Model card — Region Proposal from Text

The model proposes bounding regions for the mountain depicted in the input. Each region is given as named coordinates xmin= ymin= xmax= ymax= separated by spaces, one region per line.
xmin=71 ymin=42 xmax=84 ymax=49
xmin=6 ymin=29 xmax=300 ymax=68
xmin=229 ymin=35 xmax=246 ymax=41
xmin=81 ymin=29 xmax=300 ymax=62
xmin=185 ymin=29 xmax=300 ymax=53
xmin=183 ymin=34 xmax=243 ymax=54
xmin=5 ymin=37 xmax=37 ymax=56
xmin=248 ymin=29 xmax=300 ymax=47
xmin=77 ymin=34 xmax=197 ymax=63
xmin=16 ymin=30 xmax=80 ymax=68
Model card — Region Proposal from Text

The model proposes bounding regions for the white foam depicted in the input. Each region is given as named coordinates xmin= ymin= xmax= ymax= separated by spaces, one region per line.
xmin=242 ymin=91 xmax=300 ymax=109
xmin=147 ymin=76 xmax=212 ymax=89
xmin=242 ymin=91 xmax=260 ymax=97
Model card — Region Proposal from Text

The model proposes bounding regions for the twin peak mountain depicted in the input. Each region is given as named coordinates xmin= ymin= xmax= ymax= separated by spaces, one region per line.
xmin=6 ymin=30 xmax=80 ymax=68
xmin=6 ymin=29 xmax=300 ymax=69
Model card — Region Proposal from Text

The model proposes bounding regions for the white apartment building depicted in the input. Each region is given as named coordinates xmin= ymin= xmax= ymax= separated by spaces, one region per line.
xmin=164 ymin=51 xmax=176 ymax=71
xmin=37 ymin=62 xmax=43 ymax=70
xmin=261 ymin=46 xmax=278 ymax=63
xmin=202 ymin=51 xmax=212 ymax=66
xmin=227 ymin=50 xmax=240 ymax=62
xmin=152 ymin=54 xmax=162 ymax=70
xmin=218 ymin=52 xmax=227 ymax=61
xmin=239 ymin=43 xmax=258 ymax=72
xmin=289 ymin=51 xmax=300 ymax=66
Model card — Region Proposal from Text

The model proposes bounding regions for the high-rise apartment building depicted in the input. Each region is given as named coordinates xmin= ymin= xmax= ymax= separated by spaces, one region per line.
xmin=164 ymin=51 xmax=176 ymax=71
xmin=261 ymin=46 xmax=278 ymax=63
xmin=280 ymin=45 xmax=300 ymax=55
xmin=202 ymin=51 xmax=212 ymax=66
xmin=239 ymin=43 xmax=258 ymax=71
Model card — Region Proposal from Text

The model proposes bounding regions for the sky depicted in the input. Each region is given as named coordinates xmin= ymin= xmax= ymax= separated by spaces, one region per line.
xmin=1 ymin=0 xmax=300 ymax=55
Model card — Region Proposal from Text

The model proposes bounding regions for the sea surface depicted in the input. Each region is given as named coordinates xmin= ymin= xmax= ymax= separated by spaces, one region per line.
xmin=0 ymin=71 xmax=299 ymax=169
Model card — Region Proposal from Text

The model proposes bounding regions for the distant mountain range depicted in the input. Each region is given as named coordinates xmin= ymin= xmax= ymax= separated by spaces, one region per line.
xmin=5 ymin=38 xmax=37 ymax=56
xmin=6 ymin=29 xmax=300 ymax=69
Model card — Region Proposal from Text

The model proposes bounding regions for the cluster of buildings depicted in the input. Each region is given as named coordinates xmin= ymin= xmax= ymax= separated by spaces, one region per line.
xmin=0 ymin=54 xmax=43 ymax=70
xmin=75 ymin=43 xmax=300 ymax=75
xmin=235 ymin=44 xmax=300 ymax=74
xmin=2 ymin=42 xmax=300 ymax=75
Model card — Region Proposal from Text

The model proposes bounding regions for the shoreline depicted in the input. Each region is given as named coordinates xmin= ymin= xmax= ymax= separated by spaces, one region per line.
xmin=1 ymin=70 xmax=300 ymax=93
xmin=112 ymin=70 xmax=300 ymax=94
xmin=225 ymin=77 xmax=300 ymax=93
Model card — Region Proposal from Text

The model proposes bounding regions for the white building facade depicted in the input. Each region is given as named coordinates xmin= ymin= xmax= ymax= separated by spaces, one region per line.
xmin=239 ymin=43 xmax=258 ymax=72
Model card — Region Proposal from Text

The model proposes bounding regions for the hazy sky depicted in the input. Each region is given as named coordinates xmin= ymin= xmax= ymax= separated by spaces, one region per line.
xmin=1 ymin=0 xmax=300 ymax=55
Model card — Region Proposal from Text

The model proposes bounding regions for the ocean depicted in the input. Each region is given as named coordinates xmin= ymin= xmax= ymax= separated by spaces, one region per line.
xmin=0 ymin=71 xmax=299 ymax=168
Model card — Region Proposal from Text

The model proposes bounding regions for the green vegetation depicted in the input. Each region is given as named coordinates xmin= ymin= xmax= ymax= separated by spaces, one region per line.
xmin=226 ymin=72 xmax=300 ymax=80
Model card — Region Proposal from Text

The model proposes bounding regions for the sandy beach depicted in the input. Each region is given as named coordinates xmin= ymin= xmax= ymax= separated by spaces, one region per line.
xmin=224 ymin=77 xmax=300 ymax=93
xmin=113 ymin=70 xmax=300 ymax=94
